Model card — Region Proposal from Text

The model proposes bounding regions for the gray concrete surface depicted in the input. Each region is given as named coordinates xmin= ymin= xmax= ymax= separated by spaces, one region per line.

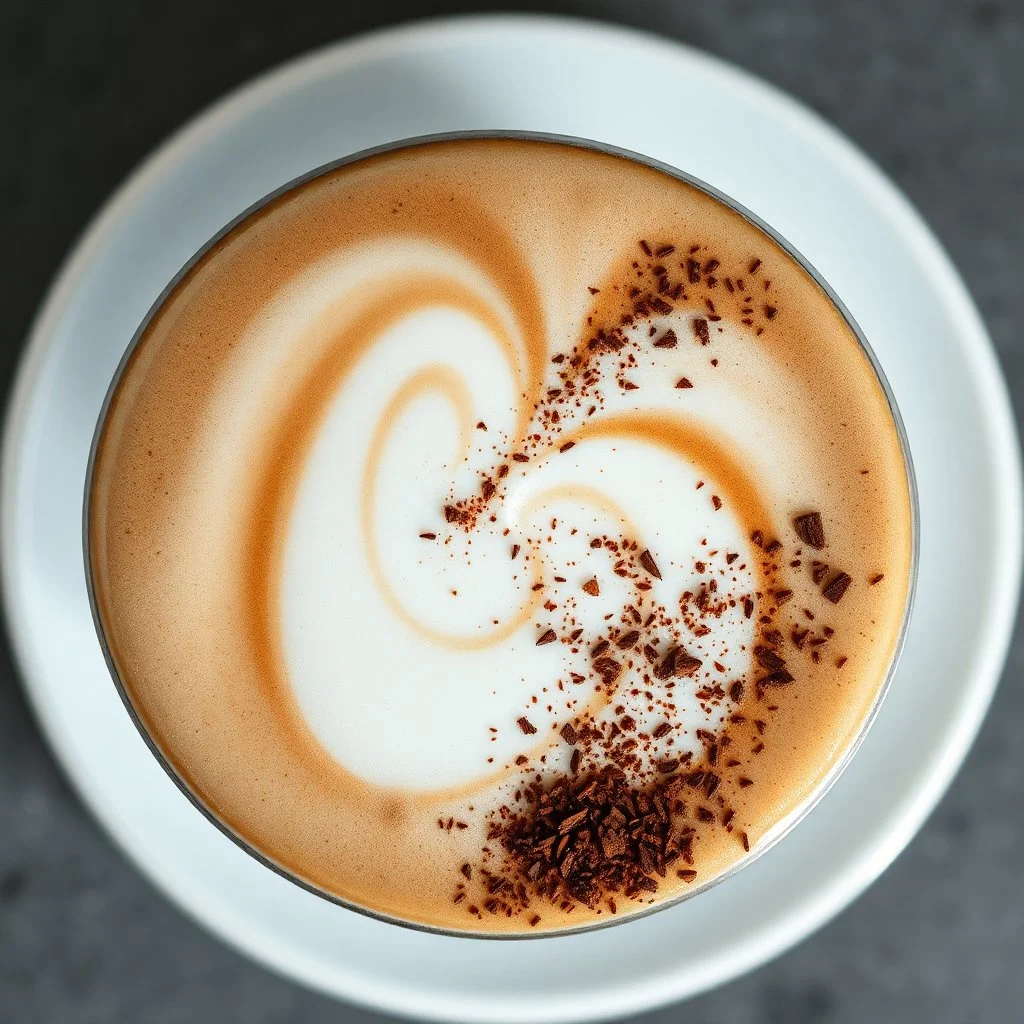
xmin=2 ymin=1 xmax=1022 ymax=1021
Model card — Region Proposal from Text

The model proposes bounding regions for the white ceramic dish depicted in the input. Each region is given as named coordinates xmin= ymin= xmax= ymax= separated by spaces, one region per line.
xmin=2 ymin=15 xmax=1020 ymax=1023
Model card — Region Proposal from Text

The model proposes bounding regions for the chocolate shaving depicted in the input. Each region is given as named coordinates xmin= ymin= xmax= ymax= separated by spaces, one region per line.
xmin=754 ymin=645 xmax=786 ymax=672
xmin=638 ymin=549 xmax=662 ymax=579
xmin=822 ymin=572 xmax=852 ymax=604
xmin=656 ymin=646 xmax=702 ymax=680
xmin=758 ymin=670 xmax=795 ymax=689
xmin=432 ymin=234 xmax=858 ymax=925
xmin=489 ymin=767 xmax=713 ymax=910
xmin=616 ymin=630 xmax=641 ymax=650
xmin=593 ymin=657 xmax=623 ymax=685
xmin=793 ymin=512 xmax=825 ymax=549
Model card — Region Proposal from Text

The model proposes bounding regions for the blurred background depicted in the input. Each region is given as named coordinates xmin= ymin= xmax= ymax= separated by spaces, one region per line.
xmin=2 ymin=2 xmax=1022 ymax=1021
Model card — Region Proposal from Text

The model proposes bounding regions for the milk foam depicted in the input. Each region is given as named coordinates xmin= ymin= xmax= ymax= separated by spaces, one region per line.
xmin=276 ymin=293 xmax=758 ymax=788
xmin=89 ymin=139 xmax=914 ymax=932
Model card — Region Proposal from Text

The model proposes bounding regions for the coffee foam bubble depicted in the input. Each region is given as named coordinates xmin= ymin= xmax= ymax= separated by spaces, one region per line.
xmin=89 ymin=139 xmax=913 ymax=932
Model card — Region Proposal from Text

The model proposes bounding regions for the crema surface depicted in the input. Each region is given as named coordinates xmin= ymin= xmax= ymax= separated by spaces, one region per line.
xmin=89 ymin=139 xmax=913 ymax=933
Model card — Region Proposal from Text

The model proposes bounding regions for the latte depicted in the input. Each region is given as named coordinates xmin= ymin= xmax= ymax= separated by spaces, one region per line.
xmin=87 ymin=137 xmax=914 ymax=933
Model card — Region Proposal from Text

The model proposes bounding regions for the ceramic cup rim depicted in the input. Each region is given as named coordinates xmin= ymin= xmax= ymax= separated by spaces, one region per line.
xmin=82 ymin=129 xmax=921 ymax=941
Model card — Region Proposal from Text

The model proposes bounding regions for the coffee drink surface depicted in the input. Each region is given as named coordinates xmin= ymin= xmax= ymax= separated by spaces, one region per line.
xmin=89 ymin=138 xmax=913 ymax=933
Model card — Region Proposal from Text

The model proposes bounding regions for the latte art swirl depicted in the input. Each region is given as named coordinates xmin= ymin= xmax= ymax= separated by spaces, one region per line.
xmin=89 ymin=139 xmax=913 ymax=932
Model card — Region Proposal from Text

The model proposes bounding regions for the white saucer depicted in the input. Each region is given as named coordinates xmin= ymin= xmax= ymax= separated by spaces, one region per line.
xmin=3 ymin=15 xmax=1020 ymax=1023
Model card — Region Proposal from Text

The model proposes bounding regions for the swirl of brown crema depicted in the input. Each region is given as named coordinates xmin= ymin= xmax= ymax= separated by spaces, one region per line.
xmin=89 ymin=140 xmax=913 ymax=932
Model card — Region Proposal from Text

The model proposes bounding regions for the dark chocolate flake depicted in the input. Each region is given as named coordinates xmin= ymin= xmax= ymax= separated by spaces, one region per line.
xmin=559 ymin=809 xmax=589 ymax=834
xmin=638 ymin=549 xmax=662 ymax=579
xmin=822 ymin=572 xmax=852 ymax=604
xmin=593 ymin=657 xmax=623 ymax=684
xmin=754 ymin=645 xmax=786 ymax=672
xmin=616 ymin=630 xmax=641 ymax=650
xmin=793 ymin=512 xmax=826 ymax=549
xmin=759 ymin=669 xmax=795 ymax=688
